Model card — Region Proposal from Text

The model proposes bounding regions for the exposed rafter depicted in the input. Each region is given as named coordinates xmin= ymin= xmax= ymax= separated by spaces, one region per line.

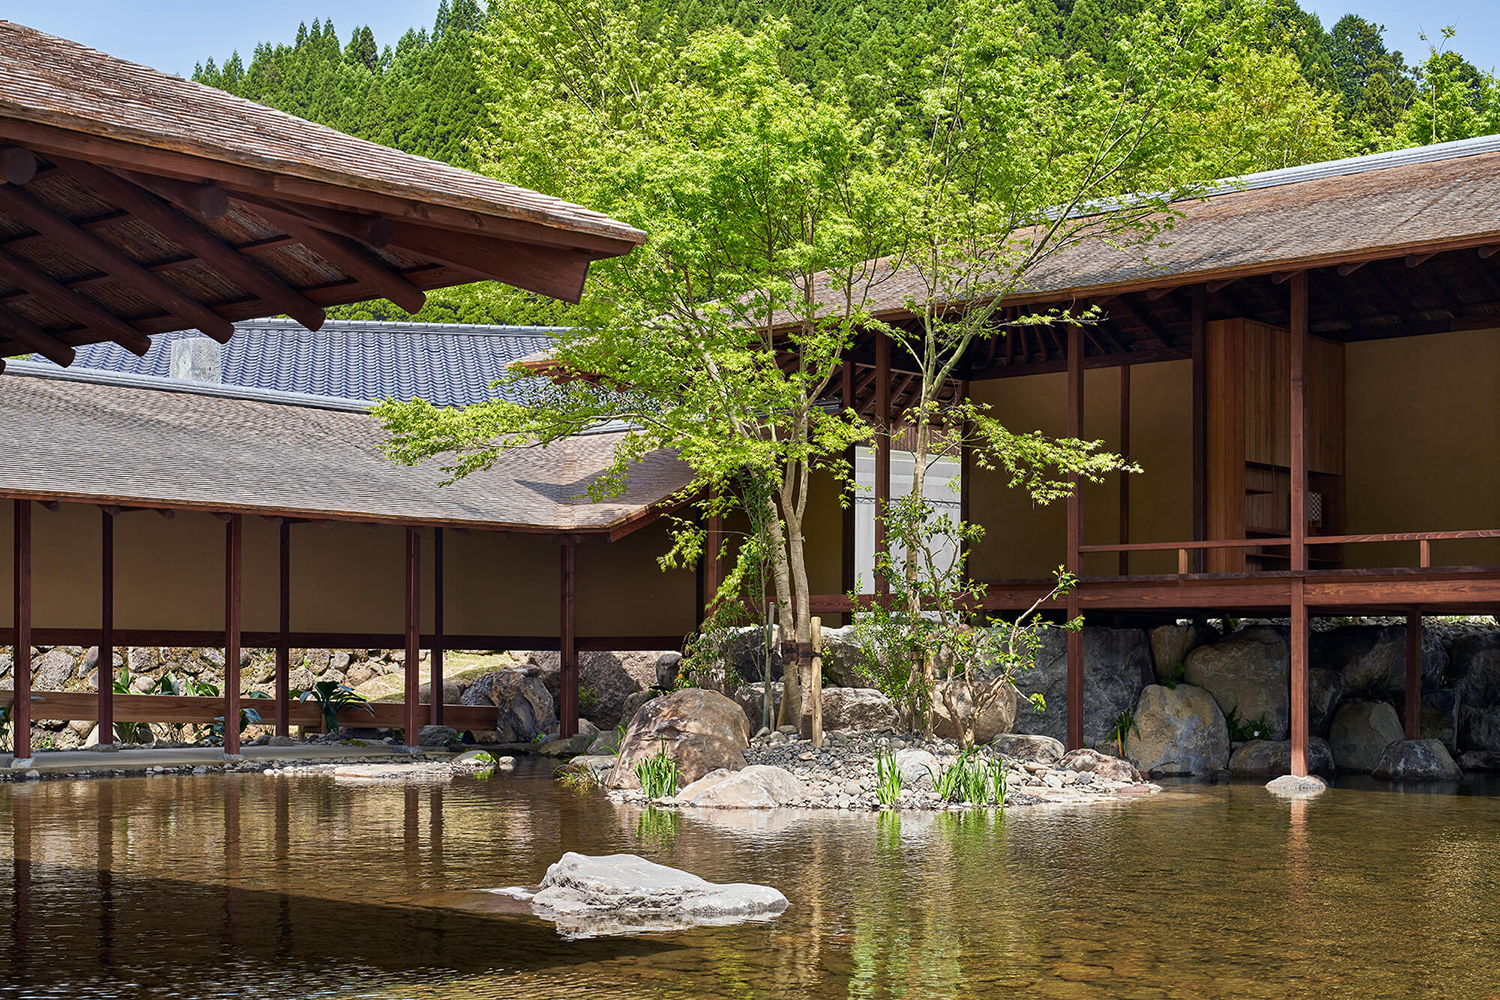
xmin=0 ymin=302 xmax=73 ymax=365
xmin=0 ymin=246 xmax=151 ymax=354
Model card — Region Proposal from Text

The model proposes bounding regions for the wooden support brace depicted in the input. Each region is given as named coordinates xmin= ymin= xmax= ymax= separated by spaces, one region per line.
xmin=1205 ymin=277 xmax=1240 ymax=293
xmin=117 ymin=170 xmax=229 ymax=220
xmin=1405 ymin=252 xmax=1436 ymax=268
xmin=0 ymin=183 xmax=235 ymax=342
xmin=1405 ymin=612 xmax=1422 ymax=740
xmin=0 ymin=146 xmax=37 ymax=186
xmin=1479 ymin=245 xmax=1500 ymax=260
xmin=1271 ymin=270 xmax=1304 ymax=285
xmin=1337 ymin=261 xmax=1368 ymax=277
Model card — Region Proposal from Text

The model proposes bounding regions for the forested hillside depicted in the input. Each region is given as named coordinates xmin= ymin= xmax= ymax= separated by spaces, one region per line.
xmin=192 ymin=0 xmax=1500 ymax=325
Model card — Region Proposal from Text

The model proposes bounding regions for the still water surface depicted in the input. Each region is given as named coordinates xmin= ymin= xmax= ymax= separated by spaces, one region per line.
xmin=0 ymin=761 xmax=1496 ymax=999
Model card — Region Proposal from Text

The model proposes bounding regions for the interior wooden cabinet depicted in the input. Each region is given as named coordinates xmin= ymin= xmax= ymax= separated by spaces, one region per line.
xmin=1206 ymin=318 xmax=1344 ymax=573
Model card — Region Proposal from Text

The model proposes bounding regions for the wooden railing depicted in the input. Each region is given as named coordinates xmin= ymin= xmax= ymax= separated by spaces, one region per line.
xmin=1078 ymin=529 xmax=1500 ymax=576
xmin=0 ymin=691 xmax=500 ymax=732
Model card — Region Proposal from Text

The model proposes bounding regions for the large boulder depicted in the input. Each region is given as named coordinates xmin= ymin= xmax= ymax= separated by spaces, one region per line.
xmin=1451 ymin=634 xmax=1500 ymax=751
xmin=1415 ymin=688 xmax=1461 ymax=754
xmin=608 ymin=688 xmax=749 ymax=790
xmin=459 ymin=669 xmax=557 ymax=743
xmin=1183 ymin=627 xmax=1289 ymax=739
xmin=1314 ymin=625 xmax=1449 ymax=696
xmin=1127 ymin=683 xmax=1230 ymax=777
xmin=1012 ymin=627 xmax=1154 ymax=747
xmin=1372 ymin=739 xmax=1461 ymax=781
xmin=32 ymin=648 xmax=76 ymax=691
xmin=732 ymin=682 xmax=780 ymax=733
xmin=725 ymin=626 xmax=784 ymax=682
xmin=893 ymin=748 xmax=941 ymax=789
xmin=674 ymin=765 xmax=809 ymax=807
xmin=1309 ymin=668 xmax=1345 ymax=738
xmin=526 ymin=649 xmax=660 ymax=729
xmin=813 ymin=687 xmax=900 ymax=733
xmin=1147 ymin=622 xmax=1214 ymax=681
xmin=814 ymin=625 xmax=871 ymax=688
xmin=990 ymin=733 xmax=1065 ymax=764
xmin=536 ymin=719 xmax=601 ymax=757
xmin=509 ymin=852 xmax=787 ymax=939
xmin=1328 ymin=701 xmax=1404 ymax=772
xmin=1227 ymin=738 xmax=1336 ymax=777
xmin=931 ymin=679 xmax=1018 ymax=744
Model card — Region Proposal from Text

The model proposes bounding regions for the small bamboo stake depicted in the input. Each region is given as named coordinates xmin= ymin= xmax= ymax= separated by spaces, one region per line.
xmin=810 ymin=617 xmax=824 ymax=748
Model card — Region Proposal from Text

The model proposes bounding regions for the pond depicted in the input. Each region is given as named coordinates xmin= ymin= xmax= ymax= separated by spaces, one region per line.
xmin=0 ymin=760 xmax=1496 ymax=999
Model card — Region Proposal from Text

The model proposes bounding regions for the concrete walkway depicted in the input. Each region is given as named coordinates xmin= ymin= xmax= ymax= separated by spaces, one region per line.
xmin=5 ymin=743 xmax=418 ymax=774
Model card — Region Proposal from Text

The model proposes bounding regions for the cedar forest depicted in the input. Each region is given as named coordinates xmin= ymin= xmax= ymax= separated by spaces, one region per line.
xmin=193 ymin=0 xmax=1500 ymax=327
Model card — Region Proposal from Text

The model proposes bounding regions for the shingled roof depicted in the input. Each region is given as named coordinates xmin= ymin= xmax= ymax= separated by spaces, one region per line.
xmin=60 ymin=319 xmax=562 ymax=407
xmin=0 ymin=20 xmax=645 ymax=367
xmin=0 ymin=363 xmax=691 ymax=535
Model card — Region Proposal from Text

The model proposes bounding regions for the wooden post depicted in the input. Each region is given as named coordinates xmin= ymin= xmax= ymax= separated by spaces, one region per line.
xmin=431 ymin=526 xmax=444 ymax=727
xmin=223 ymin=514 xmax=242 ymax=757
xmin=1289 ymin=577 xmax=1309 ymax=777
xmin=1405 ymin=612 xmax=1422 ymax=740
xmin=875 ymin=332 xmax=891 ymax=597
xmin=958 ymin=379 xmax=972 ymax=586
xmin=704 ymin=497 xmax=724 ymax=620
xmin=560 ymin=541 xmax=578 ymax=738
xmin=841 ymin=361 xmax=856 ymax=612
xmin=98 ymin=508 xmax=114 ymax=744
xmin=1066 ymin=324 xmax=1085 ymax=751
xmin=12 ymin=499 xmax=32 ymax=761
xmin=1118 ymin=364 xmax=1131 ymax=577
xmin=1288 ymin=274 xmax=1309 ymax=777
xmin=1190 ymin=286 xmax=1207 ymax=572
xmin=810 ymin=617 xmax=824 ymax=749
xmin=404 ymin=526 xmax=421 ymax=749
xmin=275 ymin=521 xmax=290 ymax=737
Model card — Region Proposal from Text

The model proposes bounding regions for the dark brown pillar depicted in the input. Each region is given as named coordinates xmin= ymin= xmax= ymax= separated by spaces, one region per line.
xmin=431 ymin=526 xmax=444 ymax=727
xmin=223 ymin=513 xmax=242 ymax=757
xmin=1288 ymin=273 xmax=1310 ymax=777
xmin=12 ymin=499 xmax=31 ymax=761
xmin=1405 ymin=612 xmax=1422 ymax=740
xmin=98 ymin=508 xmax=114 ymax=744
xmin=704 ymin=507 xmax=724 ymax=618
xmin=275 ymin=520 xmax=290 ymax=737
xmin=958 ymin=379 xmax=972 ymax=586
xmin=560 ymin=541 xmax=578 ymax=737
xmin=841 ymin=361 xmax=856 ymax=609
xmin=404 ymin=526 xmax=421 ymax=748
xmin=1118 ymin=364 xmax=1131 ymax=577
xmin=1191 ymin=286 xmax=1207 ymax=572
xmin=874 ymin=332 xmax=891 ymax=597
xmin=1066 ymin=324 xmax=1085 ymax=751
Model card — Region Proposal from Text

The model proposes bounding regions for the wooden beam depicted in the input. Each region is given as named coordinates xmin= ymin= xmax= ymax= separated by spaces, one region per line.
xmin=385 ymin=222 xmax=594 ymax=304
xmin=1271 ymin=270 xmax=1303 ymax=285
xmin=1405 ymin=612 xmax=1422 ymax=740
xmin=1066 ymin=323 xmax=1084 ymax=752
xmin=1106 ymin=295 xmax=1170 ymax=347
xmin=1479 ymin=245 xmax=1500 ymax=260
xmin=431 ymin=526 xmax=444 ymax=728
xmin=12 ymin=499 xmax=32 ymax=760
xmin=275 ymin=520 xmax=290 ymax=737
xmin=1405 ymin=252 xmax=1436 ymax=268
xmin=98 ymin=509 xmax=115 ymax=745
xmin=1205 ymin=277 xmax=1240 ymax=293
xmin=0 ymin=146 xmax=37 ymax=185
xmin=560 ymin=541 xmax=579 ymax=738
xmin=0 ymin=184 xmax=236 ymax=342
xmin=0 ymin=246 xmax=151 ymax=355
xmin=223 ymin=513 xmax=242 ymax=757
xmin=0 ymin=303 xmax=74 ymax=366
xmin=57 ymin=158 xmax=327 ymax=332
xmin=230 ymin=197 xmax=425 ymax=314
xmin=404 ymin=526 xmax=421 ymax=748
xmin=116 ymin=170 xmax=229 ymax=220
xmin=1145 ymin=286 xmax=1173 ymax=300
xmin=964 ymin=346 xmax=1189 ymax=381
xmin=874 ymin=332 xmax=891 ymax=597
xmin=1336 ymin=261 xmax=1368 ymax=277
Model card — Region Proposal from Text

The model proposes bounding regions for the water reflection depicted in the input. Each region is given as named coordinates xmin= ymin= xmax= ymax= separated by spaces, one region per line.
xmin=0 ymin=765 xmax=1497 ymax=999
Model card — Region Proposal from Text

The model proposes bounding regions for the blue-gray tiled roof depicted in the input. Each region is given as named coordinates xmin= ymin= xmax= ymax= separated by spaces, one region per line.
xmin=61 ymin=319 xmax=563 ymax=407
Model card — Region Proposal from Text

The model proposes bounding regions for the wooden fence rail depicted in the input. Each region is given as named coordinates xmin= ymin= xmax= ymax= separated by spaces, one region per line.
xmin=0 ymin=691 xmax=499 ymax=731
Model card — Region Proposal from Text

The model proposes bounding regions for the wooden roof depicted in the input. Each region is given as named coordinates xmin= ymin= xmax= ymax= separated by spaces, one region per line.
xmin=0 ymin=20 xmax=646 ymax=369
xmin=0 ymin=364 xmax=691 ymax=535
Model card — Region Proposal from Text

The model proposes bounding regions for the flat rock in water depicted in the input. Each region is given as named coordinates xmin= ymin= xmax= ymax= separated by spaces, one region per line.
xmin=1265 ymin=774 xmax=1327 ymax=798
xmin=328 ymin=762 xmax=449 ymax=781
xmin=674 ymin=764 xmax=808 ymax=808
xmin=500 ymin=852 xmax=788 ymax=939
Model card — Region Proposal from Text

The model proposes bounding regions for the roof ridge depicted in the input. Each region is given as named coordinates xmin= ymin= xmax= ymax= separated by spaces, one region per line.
xmin=4 ymin=359 xmax=374 ymax=412
xmin=224 ymin=318 xmax=571 ymax=337
xmin=1206 ymin=133 xmax=1500 ymax=199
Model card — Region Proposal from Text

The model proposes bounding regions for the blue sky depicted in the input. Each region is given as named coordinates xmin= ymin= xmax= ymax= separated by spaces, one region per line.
xmin=4 ymin=0 xmax=1499 ymax=77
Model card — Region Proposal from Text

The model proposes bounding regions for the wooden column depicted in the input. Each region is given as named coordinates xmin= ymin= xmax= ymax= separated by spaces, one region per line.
xmin=958 ymin=379 xmax=972 ymax=586
xmin=1288 ymin=273 xmax=1310 ymax=777
xmin=874 ymin=332 xmax=891 ymax=597
xmin=1066 ymin=324 xmax=1085 ymax=751
xmin=1190 ymin=286 xmax=1207 ymax=572
xmin=560 ymin=541 xmax=578 ymax=738
xmin=223 ymin=514 xmax=242 ymax=757
xmin=841 ymin=361 xmax=856 ymax=608
xmin=12 ymin=499 xmax=31 ymax=761
xmin=403 ymin=527 xmax=421 ymax=748
xmin=704 ymin=506 xmax=724 ymax=618
xmin=275 ymin=521 xmax=290 ymax=737
xmin=98 ymin=509 xmax=114 ymax=744
xmin=1405 ymin=612 xmax=1422 ymax=740
xmin=1118 ymin=364 xmax=1131 ymax=577
xmin=431 ymin=527 xmax=444 ymax=727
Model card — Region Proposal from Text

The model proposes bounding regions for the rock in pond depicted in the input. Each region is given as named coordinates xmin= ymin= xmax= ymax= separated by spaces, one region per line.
xmin=1128 ymin=683 xmax=1229 ymax=777
xmin=1057 ymin=748 xmax=1143 ymax=784
xmin=1013 ymin=627 xmax=1155 ymax=747
xmin=499 ymin=852 xmax=788 ymax=939
xmin=1228 ymin=738 xmax=1336 ymax=778
xmin=673 ymin=765 xmax=809 ymax=808
xmin=537 ymin=719 xmax=600 ymax=757
xmin=1265 ymin=774 xmax=1327 ymax=798
xmin=417 ymin=724 xmax=462 ymax=748
xmin=990 ymin=733 xmax=1065 ymax=764
xmin=1329 ymin=701 xmax=1404 ymax=772
xmin=1372 ymin=739 xmax=1462 ymax=781
xmin=609 ymin=688 xmax=749 ymax=790
xmin=1183 ymin=626 xmax=1290 ymax=739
